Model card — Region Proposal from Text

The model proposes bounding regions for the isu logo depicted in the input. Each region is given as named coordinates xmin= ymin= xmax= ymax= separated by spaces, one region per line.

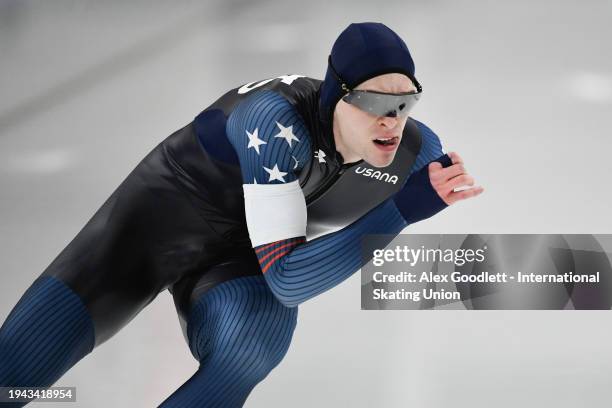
xmin=355 ymin=167 xmax=399 ymax=184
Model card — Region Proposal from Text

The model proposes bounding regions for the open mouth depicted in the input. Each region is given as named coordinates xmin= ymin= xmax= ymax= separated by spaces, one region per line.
xmin=373 ymin=136 xmax=399 ymax=146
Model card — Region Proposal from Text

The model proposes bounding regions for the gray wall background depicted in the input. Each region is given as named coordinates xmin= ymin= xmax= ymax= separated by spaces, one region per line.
xmin=1 ymin=1 xmax=611 ymax=406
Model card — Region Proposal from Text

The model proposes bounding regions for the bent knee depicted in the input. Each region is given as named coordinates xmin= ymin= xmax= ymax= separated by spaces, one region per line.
xmin=187 ymin=275 xmax=298 ymax=376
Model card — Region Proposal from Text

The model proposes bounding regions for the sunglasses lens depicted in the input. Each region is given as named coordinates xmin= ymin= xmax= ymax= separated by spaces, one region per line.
xmin=343 ymin=91 xmax=421 ymax=117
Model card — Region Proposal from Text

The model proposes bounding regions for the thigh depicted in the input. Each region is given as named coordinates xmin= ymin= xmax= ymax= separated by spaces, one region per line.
xmin=171 ymin=253 xmax=298 ymax=363
xmin=164 ymin=257 xmax=298 ymax=407
xmin=42 ymin=146 xmax=225 ymax=347
xmin=170 ymin=249 xmax=264 ymax=343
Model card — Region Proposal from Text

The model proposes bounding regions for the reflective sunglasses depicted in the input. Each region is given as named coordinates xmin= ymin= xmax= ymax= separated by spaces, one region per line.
xmin=328 ymin=55 xmax=423 ymax=118
xmin=342 ymin=88 xmax=422 ymax=118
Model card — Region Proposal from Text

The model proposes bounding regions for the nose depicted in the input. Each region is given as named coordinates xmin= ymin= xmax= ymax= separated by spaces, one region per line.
xmin=378 ymin=115 xmax=398 ymax=129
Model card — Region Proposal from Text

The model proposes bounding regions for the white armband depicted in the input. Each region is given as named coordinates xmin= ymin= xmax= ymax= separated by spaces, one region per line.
xmin=243 ymin=180 xmax=307 ymax=247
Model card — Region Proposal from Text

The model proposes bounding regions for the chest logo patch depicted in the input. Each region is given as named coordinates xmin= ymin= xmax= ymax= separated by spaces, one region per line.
xmin=355 ymin=167 xmax=399 ymax=184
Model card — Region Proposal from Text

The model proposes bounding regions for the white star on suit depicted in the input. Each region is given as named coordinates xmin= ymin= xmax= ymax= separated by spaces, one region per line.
xmin=274 ymin=122 xmax=300 ymax=147
xmin=291 ymin=155 xmax=299 ymax=169
xmin=246 ymin=128 xmax=267 ymax=154
xmin=263 ymin=164 xmax=288 ymax=183
xmin=315 ymin=149 xmax=326 ymax=163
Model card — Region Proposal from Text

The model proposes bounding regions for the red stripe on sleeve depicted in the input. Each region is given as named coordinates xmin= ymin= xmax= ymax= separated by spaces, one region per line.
xmin=261 ymin=249 xmax=294 ymax=274
xmin=255 ymin=241 xmax=279 ymax=254
xmin=257 ymin=241 xmax=301 ymax=264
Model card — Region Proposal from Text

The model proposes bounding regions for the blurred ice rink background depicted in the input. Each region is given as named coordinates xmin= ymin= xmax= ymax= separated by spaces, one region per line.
xmin=1 ymin=1 xmax=611 ymax=407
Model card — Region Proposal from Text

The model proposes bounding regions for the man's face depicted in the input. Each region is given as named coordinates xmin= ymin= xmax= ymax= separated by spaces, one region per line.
xmin=332 ymin=73 xmax=416 ymax=168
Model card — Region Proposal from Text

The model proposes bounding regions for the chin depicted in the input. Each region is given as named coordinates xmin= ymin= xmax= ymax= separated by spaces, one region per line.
xmin=365 ymin=153 xmax=396 ymax=168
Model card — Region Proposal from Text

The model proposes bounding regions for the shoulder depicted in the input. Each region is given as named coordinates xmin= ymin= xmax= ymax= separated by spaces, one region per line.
xmin=227 ymin=89 xmax=306 ymax=136
xmin=226 ymin=89 xmax=312 ymax=184
xmin=408 ymin=117 xmax=445 ymax=173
